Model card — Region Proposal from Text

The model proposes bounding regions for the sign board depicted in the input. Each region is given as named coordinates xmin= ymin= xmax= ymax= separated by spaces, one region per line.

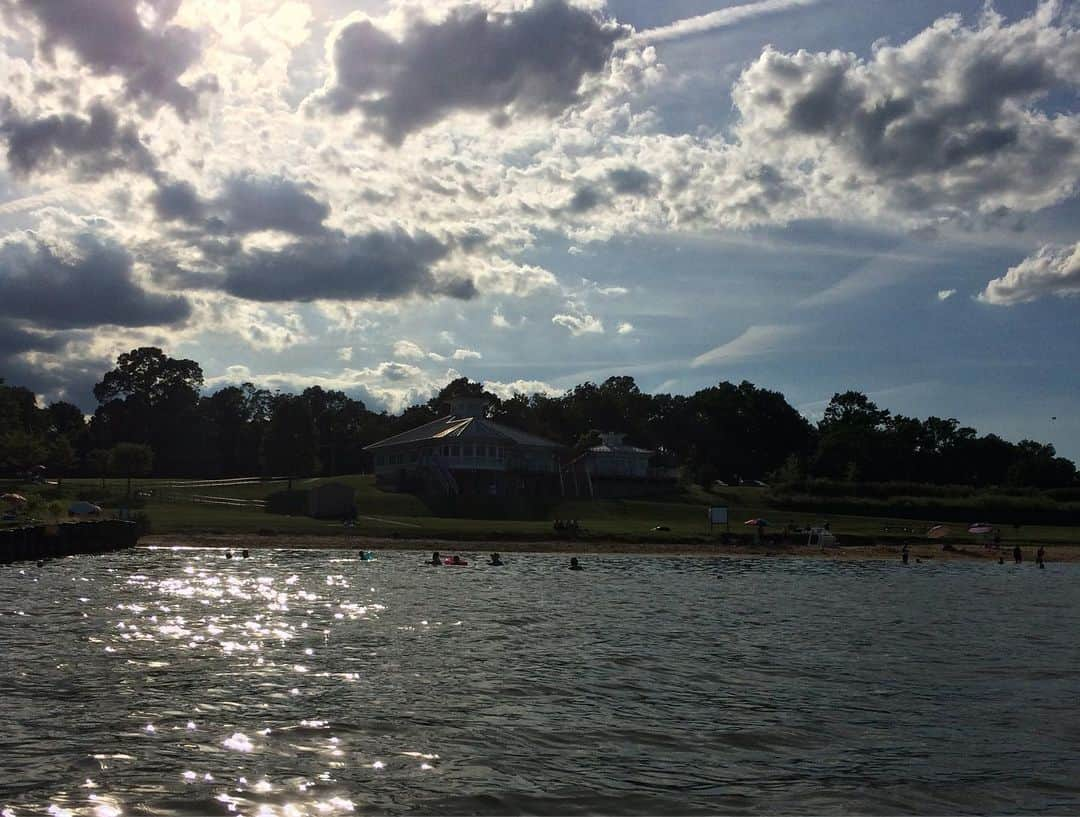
xmin=708 ymin=506 xmax=728 ymax=525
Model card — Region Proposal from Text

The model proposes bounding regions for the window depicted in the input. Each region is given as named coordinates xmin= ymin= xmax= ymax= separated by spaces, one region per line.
xmin=463 ymin=444 xmax=473 ymax=457
xmin=442 ymin=445 xmax=450 ymax=457
xmin=451 ymin=445 xmax=460 ymax=457
xmin=496 ymin=447 xmax=505 ymax=460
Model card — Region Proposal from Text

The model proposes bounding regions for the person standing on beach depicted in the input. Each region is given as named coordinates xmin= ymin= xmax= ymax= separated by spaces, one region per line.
xmin=901 ymin=543 xmax=910 ymax=565
xmin=1013 ymin=545 xmax=1022 ymax=564
xmin=1036 ymin=546 xmax=1045 ymax=568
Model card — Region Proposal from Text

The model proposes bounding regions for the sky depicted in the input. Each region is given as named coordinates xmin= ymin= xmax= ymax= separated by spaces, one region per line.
xmin=0 ymin=0 xmax=1078 ymax=461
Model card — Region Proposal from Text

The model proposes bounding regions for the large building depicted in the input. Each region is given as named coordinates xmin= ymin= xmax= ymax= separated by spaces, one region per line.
xmin=365 ymin=398 xmax=564 ymax=497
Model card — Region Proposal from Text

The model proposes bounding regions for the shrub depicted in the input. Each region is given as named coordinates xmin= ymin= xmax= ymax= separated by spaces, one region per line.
xmin=265 ymin=489 xmax=310 ymax=515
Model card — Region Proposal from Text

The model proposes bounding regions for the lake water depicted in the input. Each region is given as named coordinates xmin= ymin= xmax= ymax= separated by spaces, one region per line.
xmin=1 ymin=548 xmax=1079 ymax=815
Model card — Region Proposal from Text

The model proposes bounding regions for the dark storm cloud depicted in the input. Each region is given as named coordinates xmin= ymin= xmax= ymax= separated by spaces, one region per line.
xmin=567 ymin=184 xmax=604 ymax=213
xmin=1 ymin=100 xmax=156 ymax=178
xmin=151 ymin=174 xmax=330 ymax=237
xmin=223 ymin=228 xmax=471 ymax=302
xmin=0 ymin=232 xmax=191 ymax=329
xmin=3 ymin=0 xmax=212 ymax=116
xmin=607 ymin=166 xmax=656 ymax=196
xmin=218 ymin=175 xmax=330 ymax=236
xmin=0 ymin=320 xmax=64 ymax=356
xmin=151 ymin=178 xmax=204 ymax=222
xmin=319 ymin=0 xmax=625 ymax=143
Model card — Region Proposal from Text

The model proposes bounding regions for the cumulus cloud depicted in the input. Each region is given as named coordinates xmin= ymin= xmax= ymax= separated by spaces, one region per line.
xmin=483 ymin=378 xmax=563 ymax=400
xmin=1 ymin=100 xmax=155 ymax=179
xmin=937 ymin=289 xmax=956 ymax=301
xmin=0 ymin=231 xmax=191 ymax=329
xmin=451 ymin=348 xmax=482 ymax=360
xmin=317 ymin=0 xmax=626 ymax=143
xmin=4 ymin=0 xmax=214 ymax=116
xmin=978 ymin=242 xmax=1080 ymax=305
xmin=552 ymin=305 xmax=604 ymax=336
xmin=223 ymin=228 xmax=472 ymax=303
xmin=392 ymin=339 xmax=427 ymax=359
xmin=692 ymin=324 xmax=802 ymax=367
xmin=616 ymin=321 xmax=634 ymax=334
xmin=153 ymin=173 xmax=330 ymax=236
xmin=606 ymin=166 xmax=657 ymax=196
xmin=728 ymin=5 xmax=1080 ymax=223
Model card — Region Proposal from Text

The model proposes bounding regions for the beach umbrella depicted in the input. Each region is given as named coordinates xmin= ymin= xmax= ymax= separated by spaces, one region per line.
xmin=68 ymin=501 xmax=102 ymax=516
xmin=743 ymin=518 xmax=769 ymax=527
xmin=968 ymin=523 xmax=993 ymax=535
xmin=2 ymin=492 xmax=27 ymax=504
xmin=927 ymin=524 xmax=949 ymax=539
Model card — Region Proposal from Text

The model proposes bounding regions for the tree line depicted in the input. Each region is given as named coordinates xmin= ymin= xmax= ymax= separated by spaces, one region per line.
xmin=1 ymin=347 xmax=1075 ymax=490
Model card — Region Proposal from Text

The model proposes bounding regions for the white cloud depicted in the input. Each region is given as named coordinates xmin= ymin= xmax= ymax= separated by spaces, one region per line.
xmin=692 ymin=324 xmax=803 ymax=367
xmin=392 ymin=339 xmax=427 ymax=359
xmin=978 ymin=243 xmax=1080 ymax=305
xmin=937 ymin=289 xmax=956 ymax=301
xmin=616 ymin=321 xmax=635 ymax=334
xmin=451 ymin=348 xmax=482 ymax=360
xmin=337 ymin=346 xmax=353 ymax=361
xmin=483 ymin=378 xmax=564 ymax=400
xmin=552 ymin=305 xmax=604 ymax=336
xmin=491 ymin=308 xmax=511 ymax=329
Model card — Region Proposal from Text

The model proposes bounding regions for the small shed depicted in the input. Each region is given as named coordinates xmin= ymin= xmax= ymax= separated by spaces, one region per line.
xmin=308 ymin=482 xmax=356 ymax=519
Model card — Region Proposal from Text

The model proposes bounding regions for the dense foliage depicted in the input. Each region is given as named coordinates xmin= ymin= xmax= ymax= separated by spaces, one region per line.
xmin=1 ymin=348 xmax=1076 ymax=490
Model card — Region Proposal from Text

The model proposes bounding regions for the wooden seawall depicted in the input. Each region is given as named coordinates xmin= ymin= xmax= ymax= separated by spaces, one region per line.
xmin=0 ymin=520 xmax=140 ymax=565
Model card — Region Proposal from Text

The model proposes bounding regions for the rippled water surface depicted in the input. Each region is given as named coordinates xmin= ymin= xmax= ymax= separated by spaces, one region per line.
xmin=2 ymin=548 xmax=1079 ymax=815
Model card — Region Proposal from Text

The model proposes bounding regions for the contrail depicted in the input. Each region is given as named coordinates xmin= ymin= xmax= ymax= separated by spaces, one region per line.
xmin=630 ymin=0 xmax=820 ymax=45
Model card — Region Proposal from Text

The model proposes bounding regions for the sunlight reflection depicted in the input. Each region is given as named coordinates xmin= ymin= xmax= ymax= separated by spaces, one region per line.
xmin=223 ymin=733 xmax=254 ymax=752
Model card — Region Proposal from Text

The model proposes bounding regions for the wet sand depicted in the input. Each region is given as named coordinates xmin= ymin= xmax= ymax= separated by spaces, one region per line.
xmin=141 ymin=534 xmax=1080 ymax=563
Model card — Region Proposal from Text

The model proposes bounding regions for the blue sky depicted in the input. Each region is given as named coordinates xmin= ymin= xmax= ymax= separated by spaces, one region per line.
xmin=0 ymin=0 xmax=1077 ymax=461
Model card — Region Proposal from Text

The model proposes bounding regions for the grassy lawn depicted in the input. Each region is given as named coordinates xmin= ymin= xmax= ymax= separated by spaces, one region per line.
xmin=3 ymin=475 xmax=1077 ymax=545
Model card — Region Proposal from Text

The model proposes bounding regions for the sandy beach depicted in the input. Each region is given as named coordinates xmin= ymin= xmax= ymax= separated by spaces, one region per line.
xmin=140 ymin=533 xmax=1080 ymax=563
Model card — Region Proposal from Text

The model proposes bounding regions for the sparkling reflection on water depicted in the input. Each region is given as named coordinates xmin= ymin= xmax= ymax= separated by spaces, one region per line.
xmin=2 ymin=548 xmax=1079 ymax=815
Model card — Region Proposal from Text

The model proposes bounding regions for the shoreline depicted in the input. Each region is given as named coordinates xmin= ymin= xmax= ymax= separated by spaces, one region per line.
xmin=140 ymin=534 xmax=1080 ymax=563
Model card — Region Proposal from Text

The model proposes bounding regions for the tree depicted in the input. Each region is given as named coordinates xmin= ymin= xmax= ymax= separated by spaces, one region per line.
xmin=263 ymin=396 xmax=318 ymax=488
xmin=110 ymin=443 xmax=154 ymax=498
xmin=94 ymin=347 xmax=203 ymax=407
xmin=47 ymin=401 xmax=87 ymax=440
xmin=46 ymin=436 xmax=77 ymax=486
xmin=87 ymin=448 xmax=111 ymax=490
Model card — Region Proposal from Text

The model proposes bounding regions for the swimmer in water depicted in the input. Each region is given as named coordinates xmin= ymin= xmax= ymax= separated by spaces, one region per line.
xmin=451 ymin=555 xmax=464 ymax=565
xmin=569 ymin=557 xmax=583 ymax=570
xmin=430 ymin=551 xmax=441 ymax=565
xmin=488 ymin=552 xmax=504 ymax=566
xmin=242 ymin=549 xmax=249 ymax=559
xmin=226 ymin=550 xmax=233 ymax=559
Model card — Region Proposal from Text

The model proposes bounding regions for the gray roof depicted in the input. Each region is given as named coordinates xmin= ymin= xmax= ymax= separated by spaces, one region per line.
xmin=365 ymin=415 xmax=563 ymax=451
xmin=588 ymin=443 xmax=653 ymax=455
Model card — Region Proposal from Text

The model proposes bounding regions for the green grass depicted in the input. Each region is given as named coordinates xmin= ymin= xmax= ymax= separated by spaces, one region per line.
xmin=4 ymin=475 xmax=1078 ymax=545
